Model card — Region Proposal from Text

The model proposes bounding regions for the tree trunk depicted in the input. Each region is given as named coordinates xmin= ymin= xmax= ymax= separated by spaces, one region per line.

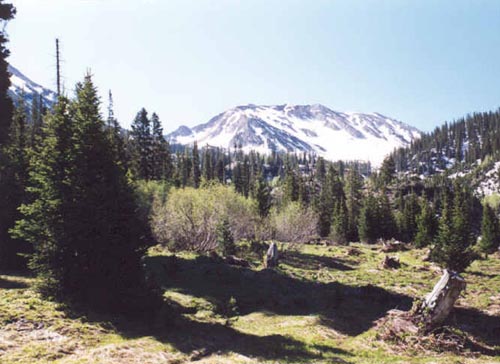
xmin=415 ymin=269 xmax=466 ymax=330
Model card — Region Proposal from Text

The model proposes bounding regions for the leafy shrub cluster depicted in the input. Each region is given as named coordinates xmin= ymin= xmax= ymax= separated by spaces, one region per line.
xmin=151 ymin=183 xmax=319 ymax=252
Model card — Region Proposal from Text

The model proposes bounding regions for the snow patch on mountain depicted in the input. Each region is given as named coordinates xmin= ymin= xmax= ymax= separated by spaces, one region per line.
xmin=8 ymin=65 xmax=57 ymax=109
xmin=167 ymin=104 xmax=421 ymax=166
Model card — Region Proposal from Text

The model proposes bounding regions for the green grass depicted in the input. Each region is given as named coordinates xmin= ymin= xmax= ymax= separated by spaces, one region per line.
xmin=0 ymin=243 xmax=499 ymax=363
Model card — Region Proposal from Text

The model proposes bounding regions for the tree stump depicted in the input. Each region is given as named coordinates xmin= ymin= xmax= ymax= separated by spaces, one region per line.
xmin=381 ymin=255 xmax=400 ymax=269
xmin=265 ymin=242 xmax=278 ymax=268
xmin=414 ymin=269 xmax=466 ymax=330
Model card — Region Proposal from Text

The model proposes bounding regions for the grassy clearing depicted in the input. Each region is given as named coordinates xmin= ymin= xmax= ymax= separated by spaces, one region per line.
xmin=0 ymin=243 xmax=499 ymax=363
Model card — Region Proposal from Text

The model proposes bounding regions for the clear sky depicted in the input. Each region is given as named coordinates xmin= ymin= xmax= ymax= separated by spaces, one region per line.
xmin=6 ymin=0 xmax=500 ymax=132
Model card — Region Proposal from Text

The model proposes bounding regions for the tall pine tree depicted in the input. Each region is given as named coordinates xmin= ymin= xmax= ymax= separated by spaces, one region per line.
xmin=130 ymin=108 xmax=152 ymax=180
xmin=14 ymin=75 xmax=155 ymax=311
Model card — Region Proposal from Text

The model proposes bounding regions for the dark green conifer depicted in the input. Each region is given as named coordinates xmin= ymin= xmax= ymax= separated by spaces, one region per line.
xmin=431 ymin=183 xmax=475 ymax=272
xmin=14 ymin=75 xmax=154 ymax=310
xmin=358 ymin=192 xmax=379 ymax=244
xmin=345 ymin=167 xmax=363 ymax=241
xmin=130 ymin=108 xmax=152 ymax=180
xmin=330 ymin=196 xmax=349 ymax=244
xmin=191 ymin=141 xmax=200 ymax=188
xmin=479 ymin=204 xmax=499 ymax=254
xmin=414 ymin=199 xmax=438 ymax=247
xmin=254 ymin=175 xmax=271 ymax=218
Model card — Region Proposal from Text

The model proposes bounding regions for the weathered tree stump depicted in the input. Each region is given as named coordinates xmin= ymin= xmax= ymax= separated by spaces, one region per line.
xmin=381 ymin=255 xmax=400 ymax=269
xmin=265 ymin=242 xmax=278 ymax=268
xmin=414 ymin=269 xmax=466 ymax=330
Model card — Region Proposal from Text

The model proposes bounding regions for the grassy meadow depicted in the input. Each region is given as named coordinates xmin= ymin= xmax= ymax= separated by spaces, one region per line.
xmin=0 ymin=242 xmax=499 ymax=364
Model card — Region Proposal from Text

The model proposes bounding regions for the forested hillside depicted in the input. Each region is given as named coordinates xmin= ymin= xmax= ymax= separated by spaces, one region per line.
xmin=391 ymin=109 xmax=500 ymax=176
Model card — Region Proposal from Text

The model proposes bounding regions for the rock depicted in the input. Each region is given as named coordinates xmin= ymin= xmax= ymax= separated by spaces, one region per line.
xmin=265 ymin=242 xmax=278 ymax=268
xmin=381 ymin=255 xmax=400 ymax=269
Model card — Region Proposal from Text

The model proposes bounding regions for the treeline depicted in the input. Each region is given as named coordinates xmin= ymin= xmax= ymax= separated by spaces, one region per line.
xmin=391 ymin=109 xmax=500 ymax=175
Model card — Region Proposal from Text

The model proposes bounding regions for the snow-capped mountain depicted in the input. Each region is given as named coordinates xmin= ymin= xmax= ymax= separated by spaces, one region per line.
xmin=167 ymin=104 xmax=421 ymax=166
xmin=8 ymin=65 xmax=57 ymax=109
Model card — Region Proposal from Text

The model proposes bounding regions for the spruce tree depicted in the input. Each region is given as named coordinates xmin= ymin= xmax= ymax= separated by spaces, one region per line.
xmin=431 ymin=184 xmax=475 ymax=272
xmin=106 ymin=91 xmax=126 ymax=168
xmin=215 ymin=151 xmax=225 ymax=183
xmin=378 ymin=192 xmax=397 ymax=240
xmin=202 ymin=147 xmax=213 ymax=181
xmin=379 ymin=156 xmax=396 ymax=185
xmin=191 ymin=141 xmax=200 ymax=188
xmin=0 ymin=0 xmax=15 ymax=146
xmin=414 ymin=199 xmax=437 ymax=248
xmin=1 ymin=100 xmax=31 ymax=268
xmin=400 ymin=192 xmax=420 ymax=243
xmin=283 ymin=167 xmax=299 ymax=204
xmin=14 ymin=76 xmax=154 ymax=311
xmin=0 ymin=1 xmax=23 ymax=269
xmin=12 ymin=97 xmax=76 ymax=292
xmin=358 ymin=192 xmax=379 ymax=244
xmin=181 ymin=148 xmax=192 ymax=187
xmin=330 ymin=196 xmax=349 ymax=244
xmin=254 ymin=175 xmax=271 ymax=218
xmin=130 ymin=108 xmax=152 ymax=180
xmin=150 ymin=112 xmax=171 ymax=180
xmin=479 ymin=204 xmax=499 ymax=254
xmin=345 ymin=167 xmax=363 ymax=242
xmin=316 ymin=165 xmax=343 ymax=237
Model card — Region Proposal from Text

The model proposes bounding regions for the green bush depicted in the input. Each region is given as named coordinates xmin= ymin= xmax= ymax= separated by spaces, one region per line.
xmin=152 ymin=183 xmax=258 ymax=251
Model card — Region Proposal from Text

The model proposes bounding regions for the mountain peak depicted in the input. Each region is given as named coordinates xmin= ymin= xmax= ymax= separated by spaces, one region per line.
xmin=167 ymin=104 xmax=421 ymax=166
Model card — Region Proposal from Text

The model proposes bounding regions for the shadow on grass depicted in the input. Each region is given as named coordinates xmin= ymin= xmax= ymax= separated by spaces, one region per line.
xmin=452 ymin=307 xmax=500 ymax=352
xmin=466 ymin=270 xmax=498 ymax=279
xmin=70 ymin=299 xmax=353 ymax=363
xmin=282 ymin=250 xmax=356 ymax=271
xmin=0 ymin=277 xmax=28 ymax=289
xmin=145 ymin=255 xmax=412 ymax=337
xmin=150 ymin=313 xmax=351 ymax=362
xmin=63 ymin=253 xmax=410 ymax=362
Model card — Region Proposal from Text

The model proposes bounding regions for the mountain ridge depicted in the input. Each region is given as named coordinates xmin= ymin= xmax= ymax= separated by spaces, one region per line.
xmin=8 ymin=64 xmax=57 ymax=109
xmin=167 ymin=103 xmax=421 ymax=166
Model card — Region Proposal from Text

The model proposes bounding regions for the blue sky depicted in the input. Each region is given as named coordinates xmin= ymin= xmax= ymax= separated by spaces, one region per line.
xmin=6 ymin=0 xmax=500 ymax=132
